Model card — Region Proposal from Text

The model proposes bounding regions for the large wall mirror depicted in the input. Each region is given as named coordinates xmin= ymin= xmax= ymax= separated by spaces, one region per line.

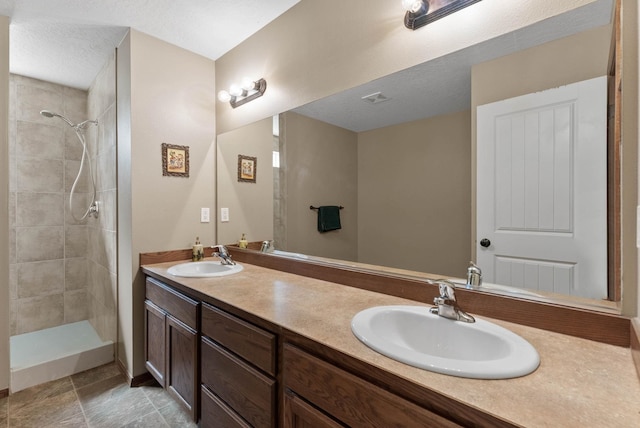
xmin=217 ymin=0 xmax=623 ymax=313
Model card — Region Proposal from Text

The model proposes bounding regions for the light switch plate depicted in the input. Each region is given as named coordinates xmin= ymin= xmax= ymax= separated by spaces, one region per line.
xmin=221 ymin=207 xmax=229 ymax=222
xmin=200 ymin=207 xmax=210 ymax=223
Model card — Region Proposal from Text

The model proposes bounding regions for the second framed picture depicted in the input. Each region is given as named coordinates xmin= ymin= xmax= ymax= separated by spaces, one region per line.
xmin=238 ymin=155 xmax=257 ymax=183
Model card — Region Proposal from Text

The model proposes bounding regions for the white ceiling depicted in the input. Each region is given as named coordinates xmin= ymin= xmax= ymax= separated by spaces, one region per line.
xmin=293 ymin=0 xmax=613 ymax=132
xmin=0 ymin=0 xmax=301 ymax=89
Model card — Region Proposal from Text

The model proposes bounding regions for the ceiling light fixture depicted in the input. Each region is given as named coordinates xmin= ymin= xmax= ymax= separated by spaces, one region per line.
xmin=217 ymin=78 xmax=267 ymax=108
xmin=402 ymin=0 xmax=483 ymax=30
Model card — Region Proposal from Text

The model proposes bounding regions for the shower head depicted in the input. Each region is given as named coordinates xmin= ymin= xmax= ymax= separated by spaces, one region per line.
xmin=40 ymin=110 xmax=76 ymax=128
xmin=40 ymin=110 xmax=97 ymax=130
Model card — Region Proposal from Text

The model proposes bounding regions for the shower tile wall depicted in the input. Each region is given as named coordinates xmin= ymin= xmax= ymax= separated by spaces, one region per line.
xmin=9 ymin=75 xmax=90 ymax=335
xmin=87 ymin=52 xmax=117 ymax=344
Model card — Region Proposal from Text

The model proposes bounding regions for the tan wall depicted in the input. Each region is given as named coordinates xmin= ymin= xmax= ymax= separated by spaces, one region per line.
xmin=628 ymin=0 xmax=640 ymax=320
xmin=281 ymin=112 xmax=358 ymax=261
xmin=358 ymin=110 xmax=471 ymax=276
xmin=1 ymin=15 xmax=10 ymax=392
xmin=622 ymin=0 xmax=639 ymax=317
xmin=215 ymin=0 xmax=604 ymax=134
xmin=472 ymin=25 xmax=612 ymax=107
xmin=117 ymin=30 xmax=216 ymax=377
xmin=217 ymin=117 xmax=274 ymax=246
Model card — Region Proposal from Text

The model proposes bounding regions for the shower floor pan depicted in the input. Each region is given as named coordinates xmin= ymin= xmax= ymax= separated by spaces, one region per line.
xmin=10 ymin=320 xmax=114 ymax=392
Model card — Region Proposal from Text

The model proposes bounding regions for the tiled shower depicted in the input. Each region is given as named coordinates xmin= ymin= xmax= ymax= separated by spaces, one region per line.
xmin=7 ymin=52 xmax=117 ymax=391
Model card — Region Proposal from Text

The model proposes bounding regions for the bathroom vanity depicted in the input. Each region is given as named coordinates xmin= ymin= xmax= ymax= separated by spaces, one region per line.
xmin=141 ymin=255 xmax=640 ymax=427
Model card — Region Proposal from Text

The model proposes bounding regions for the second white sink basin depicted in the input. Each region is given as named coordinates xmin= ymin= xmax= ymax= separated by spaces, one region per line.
xmin=351 ymin=306 xmax=539 ymax=379
xmin=167 ymin=261 xmax=243 ymax=278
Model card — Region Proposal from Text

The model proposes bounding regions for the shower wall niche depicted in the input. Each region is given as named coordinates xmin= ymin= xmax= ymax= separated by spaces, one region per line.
xmin=8 ymin=53 xmax=117 ymax=344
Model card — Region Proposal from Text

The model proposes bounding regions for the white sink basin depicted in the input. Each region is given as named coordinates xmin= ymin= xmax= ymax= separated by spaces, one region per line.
xmin=351 ymin=305 xmax=539 ymax=379
xmin=167 ymin=261 xmax=243 ymax=278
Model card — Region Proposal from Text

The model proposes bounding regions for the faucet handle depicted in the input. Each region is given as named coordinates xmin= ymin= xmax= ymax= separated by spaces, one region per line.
xmin=211 ymin=244 xmax=235 ymax=265
xmin=211 ymin=244 xmax=229 ymax=256
xmin=439 ymin=282 xmax=456 ymax=300
xmin=425 ymin=278 xmax=457 ymax=302
xmin=430 ymin=278 xmax=475 ymax=323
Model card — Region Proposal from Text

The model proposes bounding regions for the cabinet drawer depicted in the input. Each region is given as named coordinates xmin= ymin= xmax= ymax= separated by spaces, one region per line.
xmin=283 ymin=344 xmax=461 ymax=428
xmin=202 ymin=303 xmax=276 ymax=376
xmin=201 ymin=336 xmax=276 ymax=428
xmin=146 ymin=277 xmax=198 ymax=330
xmin=201 ymin=385 xmax=251 ymax=428
xmin=284 ymin=391 xmax=345 ymax=428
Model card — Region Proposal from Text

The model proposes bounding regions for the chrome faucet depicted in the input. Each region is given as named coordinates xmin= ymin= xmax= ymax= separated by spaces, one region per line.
xmin=466 ymin=261 xmax=482 ymax=289
xmin=260 ymin=240 xmax=273 ymax=253
xmin=211 ymin=245 xmax=236 ymax=265
xmin=428 ymin=279 xmax=475 ymax=323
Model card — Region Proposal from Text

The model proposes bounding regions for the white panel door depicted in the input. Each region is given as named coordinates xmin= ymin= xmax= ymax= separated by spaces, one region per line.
xmin=477 ymin=76 xmax=607 ymax=300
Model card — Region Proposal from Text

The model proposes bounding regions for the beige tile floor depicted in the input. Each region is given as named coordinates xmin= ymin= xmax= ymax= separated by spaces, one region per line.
xmin=0 ymin=363 xmax=197 ymax=428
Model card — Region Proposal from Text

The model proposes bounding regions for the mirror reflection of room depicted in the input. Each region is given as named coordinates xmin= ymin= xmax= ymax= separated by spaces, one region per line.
xmin=217 ymin=1 xmax=620 ymax=311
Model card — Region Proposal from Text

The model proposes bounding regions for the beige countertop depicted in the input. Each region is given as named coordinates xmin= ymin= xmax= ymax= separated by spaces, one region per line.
xmin=142 ymin=259 xmax=640 ymax=428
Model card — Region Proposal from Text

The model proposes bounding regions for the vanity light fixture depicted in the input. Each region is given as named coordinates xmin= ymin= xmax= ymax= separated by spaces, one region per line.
xmin=217 ymin=77 xmax=267 ymax=108
xmin=402 ymin=0 xmax=429 ymax=30
xmin=402 ymin=0 xmax=483 ymax=30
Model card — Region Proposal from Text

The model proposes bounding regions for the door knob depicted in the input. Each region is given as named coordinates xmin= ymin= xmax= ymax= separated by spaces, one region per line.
xmin=480 ymin=238 xmax=491 ymax=248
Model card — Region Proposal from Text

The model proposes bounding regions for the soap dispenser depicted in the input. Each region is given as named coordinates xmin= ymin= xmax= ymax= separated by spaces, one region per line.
xmin=192 ymin=237 xmax=204 ymax=261
xmin=239 ymin=233 xmax=248 ymax=249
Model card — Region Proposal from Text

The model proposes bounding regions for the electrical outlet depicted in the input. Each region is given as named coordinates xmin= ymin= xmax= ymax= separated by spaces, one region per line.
xmin=201 ymin=207 xmax=210 ymax=223
xmin=221 ymin=207 xmax=229 ymax=222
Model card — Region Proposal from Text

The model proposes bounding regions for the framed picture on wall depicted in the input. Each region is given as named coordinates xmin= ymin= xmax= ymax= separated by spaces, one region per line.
xmin=162 ymin=143 xmax=190 ymax=177
xmin=238 ymin=155 xmax=257 ymax=183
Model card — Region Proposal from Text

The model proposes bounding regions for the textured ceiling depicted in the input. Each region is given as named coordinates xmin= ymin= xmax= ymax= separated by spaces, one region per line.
xmin=0 ymin=0 xmax=301 ymax=89
xmin=293 ymin=0 xmax=614 ymax=132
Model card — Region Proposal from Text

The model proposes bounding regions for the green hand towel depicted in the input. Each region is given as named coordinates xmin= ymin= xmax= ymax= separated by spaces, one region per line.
xmin=317 ymin=206 xmax=342 ymax=233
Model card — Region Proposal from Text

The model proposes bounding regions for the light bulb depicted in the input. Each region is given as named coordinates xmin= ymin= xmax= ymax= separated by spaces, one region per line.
xmin=217 ymin=90 xmax=231 ymax=102
xmin=241 ymin=77 xmax=255 ymax=91
xmin=402 ymin=0 xmax=423 ymax=13
xmin=229 ymin=84 xmax=243 ymax=97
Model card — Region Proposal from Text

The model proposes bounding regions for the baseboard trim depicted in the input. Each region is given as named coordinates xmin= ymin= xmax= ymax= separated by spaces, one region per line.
xmin=131 ymin=371 xmax=154 ymax=387
xmin=632 ymin=318 xmax=640 ymax=381
xmin=116 ymin=358 xmax=154 ymax=387
xmin=0 ymin=388 xmax=7 ymax=399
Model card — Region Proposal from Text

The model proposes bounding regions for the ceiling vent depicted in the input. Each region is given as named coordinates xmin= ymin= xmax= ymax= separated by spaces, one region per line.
xmin=361 ymin=92 xmax=391 ymax=105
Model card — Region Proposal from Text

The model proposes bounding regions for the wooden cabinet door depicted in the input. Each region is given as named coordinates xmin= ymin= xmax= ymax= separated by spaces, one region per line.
xmin=166 ymin=314 xmax=199 ymax=421
xmin=144 ymin=300 xmax=166 ymax=387
xmin=284 ymin=391 xmax=345 ymax=428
